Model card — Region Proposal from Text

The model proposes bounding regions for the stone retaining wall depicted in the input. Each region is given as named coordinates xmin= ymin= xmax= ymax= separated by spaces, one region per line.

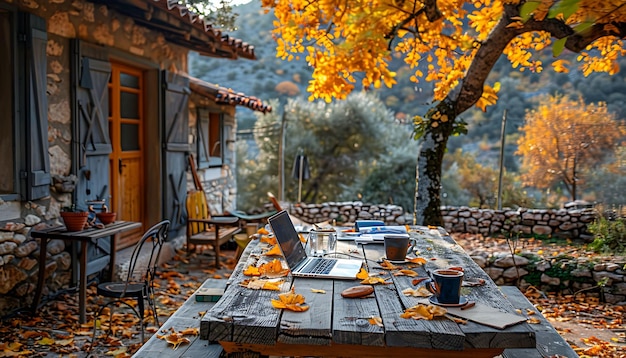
xmin=467 ymin=249 xmax=626 ymax=305
xmin=289 ymin=201 xmax=624 ymax=303
xmin=289 ymin=202 xmax=598 ymax=240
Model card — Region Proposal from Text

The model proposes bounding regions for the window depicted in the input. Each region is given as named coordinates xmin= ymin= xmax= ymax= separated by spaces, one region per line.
xmin=0 ymin=8 xmax=50 ymax=201
xmin=195 ymin=108 xmax=224 ymax=168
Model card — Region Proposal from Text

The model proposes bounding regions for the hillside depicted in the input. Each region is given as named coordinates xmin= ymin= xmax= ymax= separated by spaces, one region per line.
xmin=189 ymin=0 xmax=626 ymax=171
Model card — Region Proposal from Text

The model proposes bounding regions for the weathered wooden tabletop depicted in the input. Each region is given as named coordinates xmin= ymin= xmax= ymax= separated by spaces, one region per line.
xmin=202 ymin=226 xmax=536 ymax=357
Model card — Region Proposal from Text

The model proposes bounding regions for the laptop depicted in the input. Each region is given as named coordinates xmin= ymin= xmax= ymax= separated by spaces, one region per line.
xmin=268 ymin=210 xmax=362 ymax=279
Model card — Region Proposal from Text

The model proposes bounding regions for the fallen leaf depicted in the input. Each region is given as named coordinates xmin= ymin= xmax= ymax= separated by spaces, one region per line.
xmin=356 ymin=268 xmax=369 ymax=279
xmin=240 ymin=278 xmax=284 ymax=291
xmin=264 ymin=245 xmax=283 ymax=256
xmin=411 ymin=277 xmax=429 ymax=285
xmin=368 ymin=316 xmax=383 ymax=327
xmin=179 ymin=327 xmax=198 ymax=336
xmin=310 ymin=288 xmax=326 ymax=294
xmin=360 ymin=276 xmax=387 ymax=285
xmin=243 ymin=265 xmax=261 ymax=276
xmin=394 ymin=269 xmax=419 ymax=277
xmin=407 ymin=257 xmax=427 ymax=265
xmin=402 ymin=286 xmax=432 ymax=297
xmin=271 ymin=288 xmax=309 ymax=312
xmin=259 ymin=259 xmax=289 ymax=277
xmin=401 ymin=304 xmax=447 ymax=320
xmin=380 ymin=260 xmax=399 ymax=270
xmin=105 ymin=347 xmax=129 ymax=356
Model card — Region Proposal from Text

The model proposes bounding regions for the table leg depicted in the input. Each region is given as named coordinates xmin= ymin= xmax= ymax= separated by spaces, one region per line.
xmin=109 ymin=234 xmax=118 ymax=281
xmin=79 ymin=241 xmax=87 ymax=324
xmin=31 ymin=238 xmax=49 ymax=313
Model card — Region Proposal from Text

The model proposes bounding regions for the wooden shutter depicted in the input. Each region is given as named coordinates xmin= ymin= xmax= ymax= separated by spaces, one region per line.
xmin=161 ymin=71 xmax=190 ymax=232
xmin=71 ymin=41 xmax=112 ymax=277
xmin=19 ymin=13 xmax=50 ymax=200
xmin=72 ymin=41 xmax=112 ymax=210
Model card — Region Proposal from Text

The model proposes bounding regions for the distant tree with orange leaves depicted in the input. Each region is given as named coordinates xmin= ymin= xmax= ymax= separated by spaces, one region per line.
xmin=260 ymin=0 xmax=626 ymax=224
xmin=516 ymin=95 xmax=625 ymax=201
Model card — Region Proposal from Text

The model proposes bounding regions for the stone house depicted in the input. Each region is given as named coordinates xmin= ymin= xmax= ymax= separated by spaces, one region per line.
xmin=0 ymin=0 xmax=269 ymax=316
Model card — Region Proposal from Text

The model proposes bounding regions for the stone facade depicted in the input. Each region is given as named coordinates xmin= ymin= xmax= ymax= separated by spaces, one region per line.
xmin=0 ymin=0 xmax=236 ymax=317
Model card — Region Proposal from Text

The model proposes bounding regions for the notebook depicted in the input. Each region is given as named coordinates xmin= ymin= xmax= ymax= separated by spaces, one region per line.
xmin=268 ymin=210 xmax=362 ymax=279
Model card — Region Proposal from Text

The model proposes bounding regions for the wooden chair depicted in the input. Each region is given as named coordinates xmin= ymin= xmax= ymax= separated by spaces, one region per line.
xmin=267 ymin=191 xmax=283 ymax=211
xmin=185 ymin=190 xmax=241 ymax=268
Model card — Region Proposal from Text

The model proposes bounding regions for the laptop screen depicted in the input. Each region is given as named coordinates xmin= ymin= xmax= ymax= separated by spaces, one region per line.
xmin=268 ymin=210 xmax=308 ymax=269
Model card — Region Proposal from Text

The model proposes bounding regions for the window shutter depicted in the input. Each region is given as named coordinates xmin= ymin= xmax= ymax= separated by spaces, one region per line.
xmin=161 ymin=71 xmax=190 ymax=232
xmin=19 ymin=13 xmax=50 ymax=200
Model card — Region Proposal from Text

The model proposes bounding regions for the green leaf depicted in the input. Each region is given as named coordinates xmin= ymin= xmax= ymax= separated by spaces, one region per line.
xmin=520 ymin=1 xmax=541 ymax=22
xmin=573 ymin=21 xmax=594 ymax=34
xmin=548 ymin=0 xmax=581 ymax=21
xmin=552 ymin=37 xmax=567 ymax=57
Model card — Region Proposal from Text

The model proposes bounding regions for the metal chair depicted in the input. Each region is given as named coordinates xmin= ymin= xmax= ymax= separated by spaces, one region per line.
xmin=91 ymin=220 xmax=170 ymax=346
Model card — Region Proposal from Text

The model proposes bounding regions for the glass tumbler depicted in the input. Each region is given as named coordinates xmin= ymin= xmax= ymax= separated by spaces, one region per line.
xmin=308 ymin=229 xmax=337 ymax=257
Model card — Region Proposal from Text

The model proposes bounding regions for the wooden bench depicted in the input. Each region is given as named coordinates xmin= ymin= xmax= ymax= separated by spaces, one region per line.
xmin=499 ymin=286 xmax=578 ymax=358
xmin=132 ymin=279 xmax=226 ymax=358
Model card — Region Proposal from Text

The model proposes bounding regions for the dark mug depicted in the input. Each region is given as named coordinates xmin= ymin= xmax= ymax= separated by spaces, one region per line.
xmin=384 ymin=235 xmax=417 ymax=261
xmin=428 ymin=269 xmax=464 ymax=304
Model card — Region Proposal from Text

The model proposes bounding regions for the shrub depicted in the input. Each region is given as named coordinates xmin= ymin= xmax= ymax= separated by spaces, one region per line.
xmin=588 ymin=217 xmax=626 ymax=254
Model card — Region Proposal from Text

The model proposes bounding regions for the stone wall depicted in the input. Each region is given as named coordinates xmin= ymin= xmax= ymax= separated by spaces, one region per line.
xmin=289 ymin=202 xmax=598 ymax=240
xmin=289 ymin=201 xmax=625 ymax=303
xmin=467 ymin=249 xmax=626 ymax=305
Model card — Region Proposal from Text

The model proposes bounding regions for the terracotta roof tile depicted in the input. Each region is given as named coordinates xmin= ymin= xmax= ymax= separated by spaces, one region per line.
xmin=97 ymin=0 xmax=255 ymax=59
xmin=149 ymin=0 xmax=255 ymax=59
xmin=189 ymin=76 xmax=272 ymax=113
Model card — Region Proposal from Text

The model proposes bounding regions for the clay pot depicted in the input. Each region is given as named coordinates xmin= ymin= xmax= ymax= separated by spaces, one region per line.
xmin=96 ymin=212 xmax=117 ymax=225
xmin=60 ymin=211 xmax=89 ymax=231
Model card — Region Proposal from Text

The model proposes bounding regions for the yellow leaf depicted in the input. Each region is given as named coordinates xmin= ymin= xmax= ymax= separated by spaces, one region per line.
xmin=402 ymin=286 xmax=432 ymax=297
xmin=310 ymin=288 xmax=326 ymax=294
xmin=380 ymin=260 xmax=399 ymax=270
xmin=105 ymin=347 xmax=129 ymax=356
xmin=356 ymin=268 xmax=369 ymax=279
xmin=401 ymin=304 xmax=447 ymax=320
xmin=179 ymin=327 xmax=199 ymax=336
xmin=407 ymin=257 xmax=427 ymax=265
xmin=264 ymin=245 xmax=283 ymax=256
xmin=164 ymin=332 xmax=190 ymax=350
xmin=35 ymin=337 xmax=55 ymax=346
xmin=394 ymin=269 xmax=419 ymax=277
xmin=55 ymin=338 xmax=74 ymax=346
xmin=360 ymin=276 xmax=387 ymax=285
xmin=240 ymin=278 xmax=284 ymax=291
xmin=271 ymin=287 xmax=310 ymax=312
xmin=260 ymin=235 xmax=277 ymax=245
xmin=243 ymin=265 xmax=261 ymax=276
xmin=368 ymin=316 xmax=383 ymax=327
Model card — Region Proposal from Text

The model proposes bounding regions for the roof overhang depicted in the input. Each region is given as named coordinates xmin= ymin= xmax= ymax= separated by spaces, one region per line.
xmin=189 ymin=76 xmax=272 ymax=113
xmin=90 ymin=0 xmax=255 ymax=60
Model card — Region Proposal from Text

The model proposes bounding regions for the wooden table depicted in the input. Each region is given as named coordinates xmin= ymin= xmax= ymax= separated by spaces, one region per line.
xmin=203 ymin=226 xmax=537 ymax=357
xmin=30 ymin=221 xmax=142 ymax=323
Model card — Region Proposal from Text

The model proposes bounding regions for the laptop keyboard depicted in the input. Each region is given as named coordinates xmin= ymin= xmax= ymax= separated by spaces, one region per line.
xmin=301 ymin=258 xmax=336 ymax=274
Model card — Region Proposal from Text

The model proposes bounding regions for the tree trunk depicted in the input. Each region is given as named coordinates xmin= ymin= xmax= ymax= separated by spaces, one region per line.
xmin=414 ymin=106 xmax=455 ymax=226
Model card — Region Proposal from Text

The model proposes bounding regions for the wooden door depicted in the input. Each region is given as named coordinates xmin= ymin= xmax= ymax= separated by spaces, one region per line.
xmin=109 ymin=62 xmax=144 ymax=248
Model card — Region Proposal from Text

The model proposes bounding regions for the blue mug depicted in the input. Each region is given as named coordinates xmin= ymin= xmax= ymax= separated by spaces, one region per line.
xmin=428 ymin=269 xmax=464 ymax=304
